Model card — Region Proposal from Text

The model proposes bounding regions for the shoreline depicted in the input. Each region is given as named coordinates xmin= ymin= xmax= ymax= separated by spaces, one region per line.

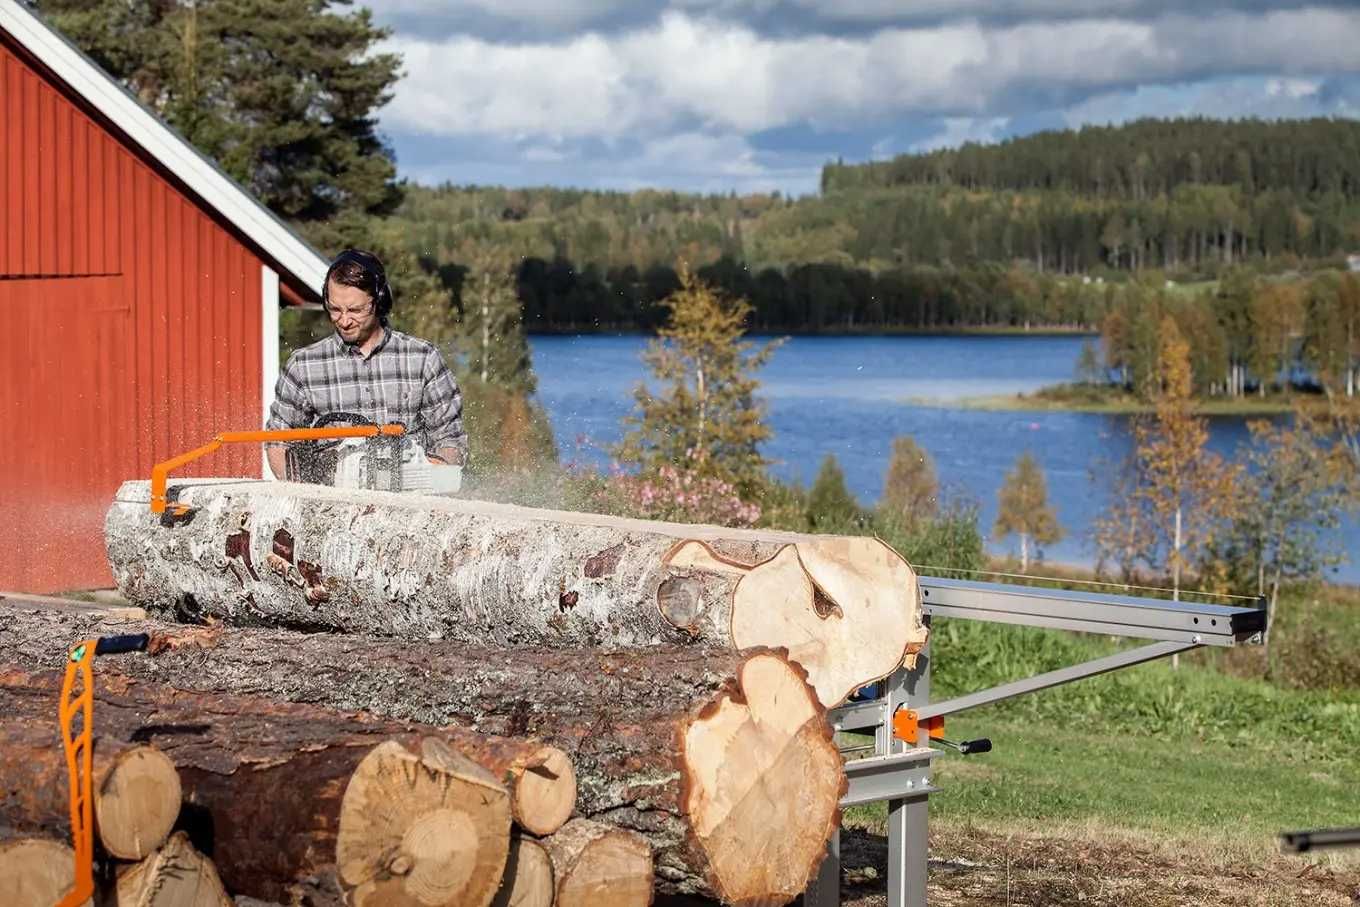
xmin=932 ymin=393 xmax=1297 ymax=416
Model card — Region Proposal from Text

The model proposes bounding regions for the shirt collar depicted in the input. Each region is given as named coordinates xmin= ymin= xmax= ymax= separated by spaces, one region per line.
xmin=333 ymin=326 xmax=393 ymax=360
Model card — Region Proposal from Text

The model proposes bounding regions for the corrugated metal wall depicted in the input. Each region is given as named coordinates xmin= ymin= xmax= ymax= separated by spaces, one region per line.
xmin=1 ymin=40 xmax=264 ymax=593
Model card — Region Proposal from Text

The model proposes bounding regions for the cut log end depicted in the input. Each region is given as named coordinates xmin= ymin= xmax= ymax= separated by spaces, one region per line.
xmin=337 ymin=738 xmax=512 ymax=907
xmin=542 ymin=819 xmax=652 ymax=907
xmin=114 ymin=831 xmax=231 ymax=907
xmin=96 ymin=744 xmax=182 ymax=860
xmin=489 ymin=836 xmax=554 ymax=907
xmin=730 ymin=538 xmax=926 ymax=706
xmin=513 ymin=745 xmax=576 ymax=836
xmin=0 ymin=839 xmax=90 ymax=907
xmin=681 ymin=650 xmax=844 ymax=905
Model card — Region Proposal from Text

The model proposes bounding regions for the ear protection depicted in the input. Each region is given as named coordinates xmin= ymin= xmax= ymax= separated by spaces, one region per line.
xmin=323 ymin=248 xmax=393 ymax=322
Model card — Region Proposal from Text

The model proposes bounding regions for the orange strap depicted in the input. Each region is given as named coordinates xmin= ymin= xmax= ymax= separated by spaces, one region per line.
xmin=57 ymin=641 xmax=95 ymax=907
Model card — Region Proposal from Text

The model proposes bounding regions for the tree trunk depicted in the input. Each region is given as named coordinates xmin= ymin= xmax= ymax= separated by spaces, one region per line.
xmin=1019 ymin=532 xmax=1030 ymax=573
xmin=105 ymin=479 xmax=927 ymax=708
xmin=539 ymin=820 xmax=651 ymax=907
xmin=0 ymin=839 xmax=91 ymax=907
xmin=0 ymin=669 xmax=561 ymax=906
xmin=113 ymin=831 xmax=232 ymax=907
xmin=0 ymin=609 xmax=845 ymax=906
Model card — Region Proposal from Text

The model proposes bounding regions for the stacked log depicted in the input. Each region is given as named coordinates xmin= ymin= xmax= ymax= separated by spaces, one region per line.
xmin=0 ymin=608 xmax=844 ymax=904
xmin=0 ymin=664 xmax=587 ymax=906
xmin=104 ymin=479 xmax=927 ymax=707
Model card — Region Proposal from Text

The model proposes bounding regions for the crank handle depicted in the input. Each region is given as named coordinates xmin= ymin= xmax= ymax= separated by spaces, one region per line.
xmin=936 ymin=737 xmax=992 ymax=756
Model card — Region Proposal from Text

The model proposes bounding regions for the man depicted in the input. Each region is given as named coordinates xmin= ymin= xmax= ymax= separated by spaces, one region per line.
xmin=265 ymin=249 xmax=467 ymax=478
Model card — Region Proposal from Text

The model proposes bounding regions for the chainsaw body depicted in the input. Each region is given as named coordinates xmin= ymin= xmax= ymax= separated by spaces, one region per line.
xmin=285 ymin=432 xmax=462 ymax=495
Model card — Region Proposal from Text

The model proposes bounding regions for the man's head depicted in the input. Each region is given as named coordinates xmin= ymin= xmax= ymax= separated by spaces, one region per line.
xmin=323 ymin=249 xmax=392 ymax=347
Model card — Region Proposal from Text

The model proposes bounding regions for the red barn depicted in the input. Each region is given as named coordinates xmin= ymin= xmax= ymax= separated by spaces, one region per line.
xmin=1 ymin=3 xmax=330 ymax=593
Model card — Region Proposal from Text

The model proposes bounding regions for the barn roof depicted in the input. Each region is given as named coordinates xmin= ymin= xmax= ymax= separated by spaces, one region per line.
xmin=0 ymin=2 xmax=330 ymax=300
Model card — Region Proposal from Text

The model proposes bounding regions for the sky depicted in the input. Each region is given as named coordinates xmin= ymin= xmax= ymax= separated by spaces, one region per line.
xmin=365 ymin=1 xmax=1360 ymax=196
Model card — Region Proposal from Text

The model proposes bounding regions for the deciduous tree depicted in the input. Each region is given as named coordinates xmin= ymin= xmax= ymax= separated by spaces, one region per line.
xmin=879 ymin=437 xmax=938 ymax=531
xmin=993 ymin=452 xmax=1063 ymax=572
xmin=617 ymin=266 xmax=780 ymax=497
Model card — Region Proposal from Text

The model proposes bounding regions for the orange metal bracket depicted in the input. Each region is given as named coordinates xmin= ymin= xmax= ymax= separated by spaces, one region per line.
xmin=892 ymin=708 xmax=945 ymax=745
xmin=57 ymin=641 xmax=95 ymax=907
xmin=149 ymin=425 xmax=404 ymax=514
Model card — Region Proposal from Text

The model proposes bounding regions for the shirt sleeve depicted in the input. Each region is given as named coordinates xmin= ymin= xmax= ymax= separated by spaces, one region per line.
xmin=419 ymin=348 xmax=468 ymax=456
xmin=264 ymin=354 xmax=315 ymax=442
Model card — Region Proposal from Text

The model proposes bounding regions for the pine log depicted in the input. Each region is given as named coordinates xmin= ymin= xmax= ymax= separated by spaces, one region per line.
xmin=539 ymin=819 xmax=651 ymax=907
xmin=0 ymin=838 xmax=91 ymax=907
xmin=95 ymin=745 xmax=182 ymax=860
xmin=114 ymin=831 xmax=232 ymax=907
xmin=0 ymin=669 xmax=559 ymax=906
xmin=490 ymin=835 xmax=554 ymax=907
xmin=105 ymin=479 xmax=926 ymax=706
xmin=0 ymin=609 xmax=845 ymax=905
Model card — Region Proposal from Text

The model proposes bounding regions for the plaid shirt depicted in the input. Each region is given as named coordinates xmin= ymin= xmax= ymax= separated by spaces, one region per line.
xmin=266 ymin=329 xmax=467 ymax=456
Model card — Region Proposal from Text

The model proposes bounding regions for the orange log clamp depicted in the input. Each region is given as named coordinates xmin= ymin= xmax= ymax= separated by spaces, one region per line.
xmin=892 ymin=708 xmax=945 ymax=745
xmin=149 ymin=425 xmax=405 ymax=514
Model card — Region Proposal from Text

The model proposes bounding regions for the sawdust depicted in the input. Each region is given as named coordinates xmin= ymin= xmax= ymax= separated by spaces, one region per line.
xmin=834 ymin=821 xmax=1360 ymax=906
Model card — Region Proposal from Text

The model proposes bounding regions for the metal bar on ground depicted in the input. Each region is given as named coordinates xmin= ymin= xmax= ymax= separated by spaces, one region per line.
xmin=916 ymin=640 xmax=1197 ymax=720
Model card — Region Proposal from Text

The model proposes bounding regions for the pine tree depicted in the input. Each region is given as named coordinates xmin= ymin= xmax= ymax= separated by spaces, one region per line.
xmin=993 ymin=452 xmax=1063 ymax=572
xmin=879 ymin=437 xmax=938 ymax=532
xmin=806 ymin=455 xmax=860 ymax=531
xmin=36 ymin=0 xmax=402 ymax=225
xmin=616 ymin=265 xmax=780 ymax=497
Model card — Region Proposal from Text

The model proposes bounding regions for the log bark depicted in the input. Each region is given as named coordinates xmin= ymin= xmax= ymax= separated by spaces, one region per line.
xmin=113 ymin=831 xmax=232 ymax=907
xmin=0 ymin=668 xmax=560 ymax=906
xmin=105 ymin=479 xmax=926 ymax=706
xmin=0 ymin=609 xmax=845 ymax=905
xmin=0 ymin=838 xmax=90 ymax=907
xmin=539 ymin=820 xmax=651 ymax=907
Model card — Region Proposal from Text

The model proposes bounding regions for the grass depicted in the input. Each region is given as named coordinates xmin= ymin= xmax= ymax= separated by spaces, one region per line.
xmin=841 ymin=584 xmax=1360 ymax=848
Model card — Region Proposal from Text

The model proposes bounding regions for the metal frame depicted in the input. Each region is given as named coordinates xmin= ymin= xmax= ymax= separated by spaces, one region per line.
xmin=805 ymin=575 xmax=1265 ymax=907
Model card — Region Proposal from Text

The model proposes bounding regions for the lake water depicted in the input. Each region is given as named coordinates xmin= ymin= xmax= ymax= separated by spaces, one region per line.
xmin=528 ymin=334 xmax=1360 ymax=584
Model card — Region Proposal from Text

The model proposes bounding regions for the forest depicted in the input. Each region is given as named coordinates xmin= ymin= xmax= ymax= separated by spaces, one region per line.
xmin=393 ymin=118 xmax=1360 ymax=334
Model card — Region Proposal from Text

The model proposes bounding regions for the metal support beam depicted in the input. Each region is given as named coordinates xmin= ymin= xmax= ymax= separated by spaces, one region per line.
xmin=919 ymin=575 xmax=1264 ymax=645
xmin=916 ymin=640 xmax=1197 ymax=720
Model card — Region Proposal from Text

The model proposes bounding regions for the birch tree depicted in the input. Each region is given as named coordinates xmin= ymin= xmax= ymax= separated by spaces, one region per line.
xmin=993 ymin=452 xmax=1063 ymax=572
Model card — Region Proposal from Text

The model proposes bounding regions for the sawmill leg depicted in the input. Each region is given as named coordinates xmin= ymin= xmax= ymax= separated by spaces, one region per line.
xmin=803 ymin=833 xmax=840 ymax=907
xmin=885 ymin=629 xmax=930 ymax=907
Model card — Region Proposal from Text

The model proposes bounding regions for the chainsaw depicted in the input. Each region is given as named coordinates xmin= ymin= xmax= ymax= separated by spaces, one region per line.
xmin=282 ymin=413 xmax=462 ymax=496
xmin=150 ymin=418 xmax=460 ymax=518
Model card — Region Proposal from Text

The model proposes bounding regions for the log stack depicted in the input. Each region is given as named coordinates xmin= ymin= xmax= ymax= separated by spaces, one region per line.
xmin=2 ymin=479 xmax=926 ymax=904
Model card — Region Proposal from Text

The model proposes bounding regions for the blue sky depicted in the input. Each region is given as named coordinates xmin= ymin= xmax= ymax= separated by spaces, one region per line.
xmin=365 ymin=1 xmax=1360 ymax=195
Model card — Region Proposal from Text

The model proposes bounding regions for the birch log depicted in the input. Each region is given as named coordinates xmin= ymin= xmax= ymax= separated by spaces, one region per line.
xmin=0 ymin=609 xmax=844 ymax=905
xmin=0 ymin=669 xmax=562 ymax=906
xmin=104 ymin=479 xmax=926 ymax=707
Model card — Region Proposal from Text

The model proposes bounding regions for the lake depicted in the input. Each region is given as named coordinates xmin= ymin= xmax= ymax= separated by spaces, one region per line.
xmin=527 ymin=334 xmax=1360 ymax=585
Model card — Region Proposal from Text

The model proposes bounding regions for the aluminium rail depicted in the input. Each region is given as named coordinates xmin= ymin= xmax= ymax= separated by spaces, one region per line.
xmin=803 ymin=575 xmax=1266 ymax=907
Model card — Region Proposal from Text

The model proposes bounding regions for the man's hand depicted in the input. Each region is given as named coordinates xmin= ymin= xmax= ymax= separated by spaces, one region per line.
xmin=429 ymin=447 xmax=465 ymax=467
xmin=266 ymin=445 xmax=288 ymax=479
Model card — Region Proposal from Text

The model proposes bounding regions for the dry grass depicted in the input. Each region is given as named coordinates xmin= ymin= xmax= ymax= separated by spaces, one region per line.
xmin=836 ymin=819 xmax=1360 ymax=906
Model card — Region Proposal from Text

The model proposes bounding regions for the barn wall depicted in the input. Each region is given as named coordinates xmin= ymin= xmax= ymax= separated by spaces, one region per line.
xmin=1 ymin=39 xmax=265 ymax=592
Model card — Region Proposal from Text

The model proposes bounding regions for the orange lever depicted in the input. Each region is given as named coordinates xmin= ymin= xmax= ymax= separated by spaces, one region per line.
xmin=892 ymin=708 xmax=945 ymax=745
xmin=57 ymin=641 xmax=95 ymax=907
xmin=149 ymin=425 xmax=404 ymax=514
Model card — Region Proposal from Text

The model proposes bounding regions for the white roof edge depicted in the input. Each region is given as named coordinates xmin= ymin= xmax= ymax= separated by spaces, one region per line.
xmin=0 ymin=1 xmax=329 ymax=298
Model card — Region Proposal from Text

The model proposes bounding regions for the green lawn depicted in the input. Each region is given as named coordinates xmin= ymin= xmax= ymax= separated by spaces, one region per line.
xmin=843 ymin=589 xmax=1360 ymax=849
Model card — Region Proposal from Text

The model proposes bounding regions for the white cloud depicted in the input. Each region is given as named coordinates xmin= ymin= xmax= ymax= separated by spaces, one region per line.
xmin=380 ymin=7 xmax=1360 ymax=143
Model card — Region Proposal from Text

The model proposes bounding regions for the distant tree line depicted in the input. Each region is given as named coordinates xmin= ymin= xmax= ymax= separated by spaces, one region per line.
xmin=422 ymin=256 xmax=1113 ymax=334
xmin=1098 ymin=270 xmax=1360 ymax=399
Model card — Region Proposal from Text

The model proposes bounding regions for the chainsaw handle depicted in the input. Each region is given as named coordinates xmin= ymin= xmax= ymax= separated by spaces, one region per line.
xmin=94 ymin=634 xmax=150 ymax=656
